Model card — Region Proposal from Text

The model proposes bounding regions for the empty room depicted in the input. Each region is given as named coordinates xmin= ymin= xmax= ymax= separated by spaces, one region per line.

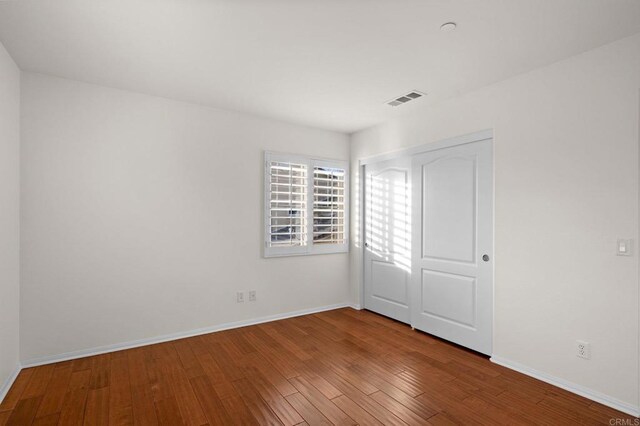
xmin=0 ymin=0 xmax=639 ymax=425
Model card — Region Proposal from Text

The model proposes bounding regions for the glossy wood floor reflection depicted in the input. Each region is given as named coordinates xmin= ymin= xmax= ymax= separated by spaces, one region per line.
xmin=0 ymin=308 xmax=636 ymax=425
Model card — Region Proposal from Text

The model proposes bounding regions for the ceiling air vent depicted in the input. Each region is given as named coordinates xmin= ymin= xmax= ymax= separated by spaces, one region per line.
xmin=386 ymin=90 xmax=426 ymax=107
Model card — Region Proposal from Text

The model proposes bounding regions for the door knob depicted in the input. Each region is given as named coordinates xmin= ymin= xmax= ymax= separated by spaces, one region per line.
xmin=365 ymin=242 xmax=370 ymax=248
xmin=482 ymin=254 xmax=490 ymax=262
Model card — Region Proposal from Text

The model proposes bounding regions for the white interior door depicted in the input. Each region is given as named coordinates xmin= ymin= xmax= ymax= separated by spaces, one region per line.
xmin=411 ymin=139 xmax=493 ymax=355
xmin=364 ymin=157 xmax=411 ymax=324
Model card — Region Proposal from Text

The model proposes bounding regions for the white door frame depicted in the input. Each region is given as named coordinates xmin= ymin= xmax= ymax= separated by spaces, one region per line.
xmin=357 ymin=129 xmax=494 ymax=316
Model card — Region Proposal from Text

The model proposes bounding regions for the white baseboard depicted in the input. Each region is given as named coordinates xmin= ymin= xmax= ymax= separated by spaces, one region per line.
xmin=491 ymin=356 xmax=639 ymax=418
xmin=22 ymin=302 xmax=353 ymax=368
xmin=350 ymin=303 xmax=362 ymax=310
xmin=0 ymin=364 xmax=22 ymax=404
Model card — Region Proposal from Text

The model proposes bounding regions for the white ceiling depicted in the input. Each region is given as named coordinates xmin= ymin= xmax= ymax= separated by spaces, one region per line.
xmin=0 ymin=0 xmax=639 ymax=133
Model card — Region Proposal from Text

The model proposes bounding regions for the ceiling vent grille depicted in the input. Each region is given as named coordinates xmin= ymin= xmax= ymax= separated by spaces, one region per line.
xmin=386 ymin=90 xmax=426 ymax=107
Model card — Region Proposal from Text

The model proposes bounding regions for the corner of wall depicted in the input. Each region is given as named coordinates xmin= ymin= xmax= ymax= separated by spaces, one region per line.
xmin=0 ymin=39 xmax=22 ymax=405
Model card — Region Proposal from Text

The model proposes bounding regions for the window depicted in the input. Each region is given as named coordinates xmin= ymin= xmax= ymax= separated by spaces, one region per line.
xmin=264 ymin=152 xmax=348 ymax=257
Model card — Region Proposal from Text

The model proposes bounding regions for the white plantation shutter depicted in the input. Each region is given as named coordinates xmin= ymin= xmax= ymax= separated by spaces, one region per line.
xmin=264 ymin=152 xmax=348 ymax=257
xmin=313 ymin=166 xmax=346 ymax=245
xmin=266 ymin=158 xmax=308 ymax=253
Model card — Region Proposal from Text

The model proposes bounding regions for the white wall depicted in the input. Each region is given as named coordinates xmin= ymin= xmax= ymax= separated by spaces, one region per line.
xmin=351 ymin=34 xmax=640 ymax=410
xmin=20 ymin=73 xmax=350 ymax=362
xmin=0 ymin=41 xmax=20 ymax=394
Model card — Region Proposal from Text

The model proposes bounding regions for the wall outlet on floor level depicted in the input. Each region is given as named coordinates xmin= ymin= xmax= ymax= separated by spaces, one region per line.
xmin=248 ymin=290 xmax=256 ymax=302
xmin=576 ymin=340 xmax=590 ymax=359
xmin=237 ymin=292 xmax=244 ymax=303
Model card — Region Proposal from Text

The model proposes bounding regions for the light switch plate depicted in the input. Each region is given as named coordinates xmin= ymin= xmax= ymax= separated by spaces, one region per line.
xmin=617 ymin=239 xmax=633 ymax=256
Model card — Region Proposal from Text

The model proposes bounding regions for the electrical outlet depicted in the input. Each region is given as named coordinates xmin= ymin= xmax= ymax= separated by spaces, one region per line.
xmin=237 ymin=292 xmax=244 ymax=303
xmin=577 ymin=340 xmax=591 ymax=359
xmin=617 ymin=239 xmax=633 ymax=256
xmin=248 ymin=290 xmax=256 ymax=302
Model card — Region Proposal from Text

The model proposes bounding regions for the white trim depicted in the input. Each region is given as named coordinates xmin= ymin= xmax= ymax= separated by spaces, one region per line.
xmin=491 ymin=356 xmax=640 ymax=418
xmin=350 ymin=304 xmax=362 ymax=310
xmin=357 ymin=163 xmax=366 ymax=310
xmin=0 ymin=364 xmax=21 ymax=404
xmin=358 ymin=129 xmax=493 ymax=166
xmin=21 ymin=303 xmax=352 ymax=368
xmin=636 ymin=88 xmax=640 ymax=417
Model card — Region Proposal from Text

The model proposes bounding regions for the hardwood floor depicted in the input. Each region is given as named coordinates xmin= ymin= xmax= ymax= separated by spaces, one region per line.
xmin=0 ymin=308 xmax=636 ymax=425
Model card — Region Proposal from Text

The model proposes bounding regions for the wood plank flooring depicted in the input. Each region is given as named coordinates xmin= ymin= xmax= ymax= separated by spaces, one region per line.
xmin=0 ymin=308 xmax=636 ymax=425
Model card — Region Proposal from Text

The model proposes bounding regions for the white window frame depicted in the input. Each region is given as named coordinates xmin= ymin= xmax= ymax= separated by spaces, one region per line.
xmin=264 ymin=151 xmax=349 ymax=258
